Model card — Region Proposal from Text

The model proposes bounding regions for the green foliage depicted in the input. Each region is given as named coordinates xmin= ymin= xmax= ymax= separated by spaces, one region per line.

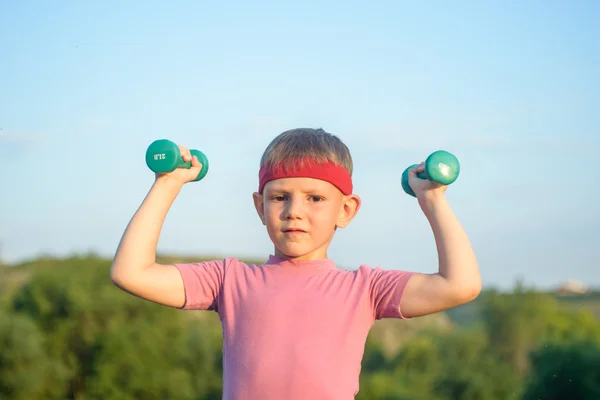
xmin=479 ymin=285 xmax=556 ymax=375
xmin=430 ymin=329 xmax=521 ymax=400
xmin=544 ymin=304 xmax=600 ymax=345
xmin=480 ymin=284 xmax=600 ymax=377
xmin=86 ymin=318 xmax=221 ymax=400
xmin=521 ymin=341 xmax=600 ymax=400
xmin=358 ymin=328 xmax=521 ymax=400
xmin=5 ymin=256 xmax=223 ymax=400
xmin=0 ymin=310 xmax=69 ymax=399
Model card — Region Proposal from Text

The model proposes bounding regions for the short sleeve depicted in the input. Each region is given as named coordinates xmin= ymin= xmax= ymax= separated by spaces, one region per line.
xmin=366 ymin=266 xmax=417 ymax=320
xmin=173 ymin=259 xmax=226 ymax=311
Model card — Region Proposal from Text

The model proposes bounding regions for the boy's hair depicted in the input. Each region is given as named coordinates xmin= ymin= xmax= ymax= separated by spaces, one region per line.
xmin=260 ymin=128 xmax=353 ymax=175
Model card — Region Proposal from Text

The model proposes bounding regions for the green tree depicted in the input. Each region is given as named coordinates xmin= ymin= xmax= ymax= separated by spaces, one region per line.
xmin=358 ymin=328 xmax=521 ymax=400
xmin=543 ymin=304 xmax=600 ymax=346
xmin=0 ymin=310 xmax=69 ymax=399
xmin=429 ymin=329 xmax=520 ymax=400
xmin=480 ymin=285 xmax=556 ymax=375
xmin=521 ymin=341 xmax=600 ymax=400
xmin=358 ymin=334 xmax=442 ymax=400
xmin=86 ymin=318 xmax=221 ymax=400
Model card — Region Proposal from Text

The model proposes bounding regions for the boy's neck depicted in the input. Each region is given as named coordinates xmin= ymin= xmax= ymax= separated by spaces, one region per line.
xmin=265 ymin=254 xmax=335 ymax=269
xmin=273 ymin=249 xmax=329 ymax=261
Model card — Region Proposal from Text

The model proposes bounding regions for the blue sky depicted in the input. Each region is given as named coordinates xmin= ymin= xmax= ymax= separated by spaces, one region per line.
xmin=1 ymin=1 xmax=598 ymax=290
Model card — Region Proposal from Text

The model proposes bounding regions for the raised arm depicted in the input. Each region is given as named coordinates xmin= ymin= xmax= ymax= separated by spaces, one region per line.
xmin=400 ymin=163 xmax=482 ymax=318
xmin=110 ymin=146 xmax=203 ymax=308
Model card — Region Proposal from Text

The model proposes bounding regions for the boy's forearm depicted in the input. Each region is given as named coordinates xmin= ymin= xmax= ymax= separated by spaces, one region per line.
xmin=110 ymin=177 xmax=183 ymax=280
xmin=419 ymin=194 xmax=481 ymax=296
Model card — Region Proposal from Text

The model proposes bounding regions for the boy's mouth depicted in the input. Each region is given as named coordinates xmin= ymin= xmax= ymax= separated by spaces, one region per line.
xmin=282 ymin=228 xmax=306 ymax=233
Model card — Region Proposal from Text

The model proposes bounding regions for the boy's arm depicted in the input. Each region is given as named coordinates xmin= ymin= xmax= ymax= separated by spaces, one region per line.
xmin=400 ymin=166 xmax=482 ymax=318
xmin=110 ymin=147 xmax=202 ymax=308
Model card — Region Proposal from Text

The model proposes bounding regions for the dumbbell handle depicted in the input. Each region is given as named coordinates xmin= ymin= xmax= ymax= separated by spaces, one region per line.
xmin=415 ymin=171 xmax=428 ymax=180
xmin=179 ymin=149 xmax=209 ymax=181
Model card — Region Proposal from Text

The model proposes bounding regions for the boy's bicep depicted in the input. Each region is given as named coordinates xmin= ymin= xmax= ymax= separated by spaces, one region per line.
xmin=399 ymin=272 xmax=465 ymax=318
xmin=116 ymin=263 xmax=187 ymax=308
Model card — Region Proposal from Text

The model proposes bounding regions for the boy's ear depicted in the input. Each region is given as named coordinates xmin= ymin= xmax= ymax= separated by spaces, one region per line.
xmin=252 ymin=192 xmax=266 ymax=225
xmin=336 ymin=194 xmax=361 ymax=228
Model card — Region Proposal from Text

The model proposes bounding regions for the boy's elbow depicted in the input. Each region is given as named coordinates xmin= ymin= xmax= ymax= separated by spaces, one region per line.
xmin=466 ymin=284 xmax=482 ymax=302
xmin=109 ymin=261 xmax=156 ymax=293
xmin=110 ymin=270 xmax=123 ymax=289
xmin=109 ymin=263 xmax=129 ymax=289
xmin=457 ymin=281 xmax=482 ymax=304
xmin=446 ymin=276 xmax=481 ymax=307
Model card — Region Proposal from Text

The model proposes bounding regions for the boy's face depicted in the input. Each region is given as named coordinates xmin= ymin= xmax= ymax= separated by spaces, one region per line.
xmin=253 ymin=177 xmax=361 ymax=260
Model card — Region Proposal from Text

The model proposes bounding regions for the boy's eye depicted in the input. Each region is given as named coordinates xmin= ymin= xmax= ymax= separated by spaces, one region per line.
xmin=270 ymin=195 xmax=323 ymax=202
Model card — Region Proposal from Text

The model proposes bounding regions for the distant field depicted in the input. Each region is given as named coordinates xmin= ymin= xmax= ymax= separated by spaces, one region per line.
xmin=445 ymin=291 xmax=600 ymax=326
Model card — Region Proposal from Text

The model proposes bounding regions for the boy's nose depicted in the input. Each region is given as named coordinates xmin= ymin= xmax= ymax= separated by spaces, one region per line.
xmin=284 ymin=198 xmax=303 ymax=219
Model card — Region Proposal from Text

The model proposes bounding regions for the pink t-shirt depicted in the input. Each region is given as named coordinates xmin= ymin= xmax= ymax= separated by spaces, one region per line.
xmin=174 ymin=255 xmax=416 ymax=400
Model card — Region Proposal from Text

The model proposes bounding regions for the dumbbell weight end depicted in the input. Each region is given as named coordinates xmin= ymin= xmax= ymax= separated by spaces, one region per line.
xmin=190 ymin=149 xmax=209 ymax=181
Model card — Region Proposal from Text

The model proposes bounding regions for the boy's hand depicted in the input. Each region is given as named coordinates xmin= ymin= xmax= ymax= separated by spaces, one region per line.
xmin=155 ymin=144 xmax=203 ymax=185
xmin=407 ymin=162 xmax=447 ymax=204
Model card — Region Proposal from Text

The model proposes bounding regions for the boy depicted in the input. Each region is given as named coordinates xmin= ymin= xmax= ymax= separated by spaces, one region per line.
xmin=110 ymin=128 xmax=481 ymax=400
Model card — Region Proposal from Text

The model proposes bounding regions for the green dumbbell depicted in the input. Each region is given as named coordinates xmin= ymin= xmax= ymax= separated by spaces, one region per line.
xmin=145 ymin=139 xmax=209 ymax=182
xmin=401 ymin=150 xmax=460 ymax=197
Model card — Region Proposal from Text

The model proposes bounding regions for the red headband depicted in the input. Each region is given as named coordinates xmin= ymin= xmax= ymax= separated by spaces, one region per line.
xmin=258 ymin=159 xmax=353 ymax=195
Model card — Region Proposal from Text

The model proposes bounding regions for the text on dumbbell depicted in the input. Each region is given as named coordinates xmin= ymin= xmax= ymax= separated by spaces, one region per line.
xmin=153 ymin=154 xmax=166 ymax=160
xmin=438 ymin=162 xmax=450 ymax=176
